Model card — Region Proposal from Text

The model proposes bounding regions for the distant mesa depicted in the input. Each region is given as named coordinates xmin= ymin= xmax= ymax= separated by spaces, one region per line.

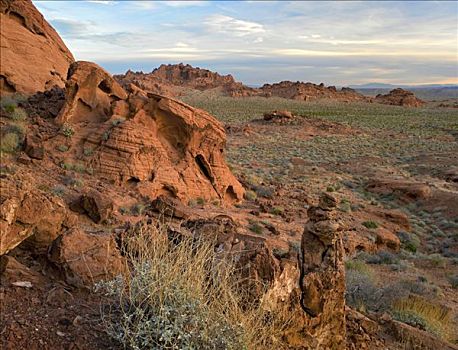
xmin=0 ymin=0 xmax=74 ymax=95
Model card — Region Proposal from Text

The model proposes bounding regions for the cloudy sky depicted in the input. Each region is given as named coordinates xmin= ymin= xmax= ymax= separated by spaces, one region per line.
xmin=34 ymin=0 xmax=457 ymax=86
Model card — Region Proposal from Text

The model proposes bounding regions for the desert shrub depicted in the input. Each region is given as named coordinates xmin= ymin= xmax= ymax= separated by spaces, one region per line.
xmin=61 ymin=123 xmax=75 ymax=138
xmin=392 ymin=296 xmax=453 ymax=341
xmin=248 ymin=220 xmax=263 ymax=234
xmin=0 ymin=96 xmax=17 ymax=113
xmin=270 ymin=206 xmax=284 ymax=216
xmin=196 ymin=197 xmax=205 ymax=206
xmin=396 ymin=231 xmax=420 ymax=253
xmin=0 ymin=133 xmax=20 ymax=153
xmin=10 ymin=107 xmax=27 ymax=121
xmin=345 ymin=259 xmax=373 ymax=276
xmin=130 ymin=203 xmax=145 ymax=216
xmin=346 ymin=267 xmax=409 ymax=313
xmin=365 ymin=250 xmax=399 ymax=265
xmin=448 ymin=275 xmax=458 ymax=289
xmin=253 ymin=185 xmax=274 ymax=199
xmin=244 ymin=190 xmax=257 ymax=201
xmin=96 ymin=224 xmax=290 ymax=349
xmin=119 ymin=207 xmax=129 ymax=215
xmin=425 ymin=253 xmax=447 ymax=268
xmin=345 ymin=269 xmax=378 ymax=312
xmin=5 ymin=123 xmax=26 ymax=136
xmin=362 ymin=220 xmax=378 ymax=229
xmin=62 ymin=175 xmax=83 ymax=188
xmin=51 ymin=185 xmax=66 ymax=197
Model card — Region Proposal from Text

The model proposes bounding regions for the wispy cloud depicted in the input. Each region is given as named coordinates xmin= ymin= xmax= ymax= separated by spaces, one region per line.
xmin=204 ymin=15 xmax=265 ymax=37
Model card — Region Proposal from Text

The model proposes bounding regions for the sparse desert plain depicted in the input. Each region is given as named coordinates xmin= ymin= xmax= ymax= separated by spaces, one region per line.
xmin=1 ymin=1 xmax=457 ymax=349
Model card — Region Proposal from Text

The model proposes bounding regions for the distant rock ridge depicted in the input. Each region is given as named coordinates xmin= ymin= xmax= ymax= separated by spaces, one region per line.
xmin=115 ymin=64 xmax=371 ymax=102
xmin=115 ymin=63 xmax=255 ymax=98
xmin=0 ymin=0 xmax=74 ymax=94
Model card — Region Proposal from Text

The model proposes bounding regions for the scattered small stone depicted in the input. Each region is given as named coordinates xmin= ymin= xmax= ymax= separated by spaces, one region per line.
xmin=11 ymin=281 xmax=33 ymax=288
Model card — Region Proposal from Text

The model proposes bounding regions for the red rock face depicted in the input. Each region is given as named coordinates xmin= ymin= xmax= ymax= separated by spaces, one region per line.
xmin=374 ymin=88 xmax=425 ymax=107
xmin=0 ymin=0 xmax=74 ymax=94
xmin=57 ymin=61 xmax=245 ymax=204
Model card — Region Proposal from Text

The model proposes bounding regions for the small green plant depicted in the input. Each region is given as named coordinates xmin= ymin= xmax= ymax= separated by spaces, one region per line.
xmin=397 ymin=231 xmax=420 ymax=253
xmin=326 ymin=185 xmax=335 ymax=192
xmin=362 ymin=220 xmax=378 ymax=229
xmin=83 ymin=147 xmax=94 ymax=156
xmin=119 ymin=206 xmax=129 ymax=215
xmin=111 ymin=118 xmax=125 ymax=126
xmin=61 ymin=123 xmax=75 ymax=138
xmin=57 ymin=144 xmax=69 ymax=152
xmin=102 ymin=130 xmax=111 ymax=141
xmin=51 ymin=185 xmax=66 ymax=197
xmin=196 ymin=197 xmax=205 ymax=206
xmin=131 ymin=203 xmax=145 ymax=216
xmin=248 ymin=220 xmax=263 ymax=234
xmin=1 ymin=97 xmax=17 ymax=114
xmin=270 ymin=206 xmax=284 ymax=216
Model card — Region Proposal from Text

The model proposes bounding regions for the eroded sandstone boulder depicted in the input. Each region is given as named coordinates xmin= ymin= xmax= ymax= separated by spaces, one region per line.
xmin=56 ymin=61 xmax=244 ymax=204
xmin=48 ymin=228 xmax=124 ymax=287
xmin=0 ymin=0 xmax=74 ymax=94
xmin=0 ymin=172 xmax=75 ymax=255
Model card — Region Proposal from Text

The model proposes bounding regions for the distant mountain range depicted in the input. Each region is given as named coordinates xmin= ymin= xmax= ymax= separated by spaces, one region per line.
xmin=349 ymin=82 xmax=458 ymax=89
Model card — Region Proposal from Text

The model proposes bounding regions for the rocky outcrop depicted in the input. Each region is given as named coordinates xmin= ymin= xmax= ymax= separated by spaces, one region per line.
xmin=259 ymin=81 xmax=369 ymax=102
xmin=56 ymin=61 xmax=244 ymax=204
xmin=0 ymin=171 xmax=75 ymax=255
xmin=48 ymin=228 xmax=124 ymax=287
xmin=114 ymin=69 xmax=175 ymax=97
xmin=263 ymin=193 xmax=346 ymax=349
xmin=374 ymin=88 xmax=425 ymax=107
xmin=263 ymin=110 xmax=295 ymax=123
xmin=115 ymin=63 xmax=255 ymax=98
xmin=366 ymin=178 xmax=432 ymax=202
xmin=0 ymin=0 xmax=74 ymax=94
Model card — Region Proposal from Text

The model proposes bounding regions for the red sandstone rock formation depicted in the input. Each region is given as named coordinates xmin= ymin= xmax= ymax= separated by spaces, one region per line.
xmin=115 ymin=63 xmax=257 ymax=98
xmin=374 ymin=88 xmax=425 ymax=107
xmin=259 ymin=81 xmax=369 ymax=102
xmin=56 ymin=61 xmax=245 ymax=204
xmin=0 ymin=0 xmax=74 ymax=94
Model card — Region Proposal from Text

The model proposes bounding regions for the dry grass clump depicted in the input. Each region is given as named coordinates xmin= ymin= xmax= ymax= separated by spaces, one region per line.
xmin=392 ymin=296 xmax=454 ymax=342
xmin=96 ymin=222 xmax=290 ymax=349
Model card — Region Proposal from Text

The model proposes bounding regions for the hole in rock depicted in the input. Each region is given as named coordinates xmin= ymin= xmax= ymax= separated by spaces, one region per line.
xmin=127 ymin=177 xmax=140 ymax=184
xmin=225 ymin=186 xmax=237 ymax=203
xmin=195 ymin=155 xmax=214 ymax=182
xmin=98 ymin=79 xmax=112 ymax=94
